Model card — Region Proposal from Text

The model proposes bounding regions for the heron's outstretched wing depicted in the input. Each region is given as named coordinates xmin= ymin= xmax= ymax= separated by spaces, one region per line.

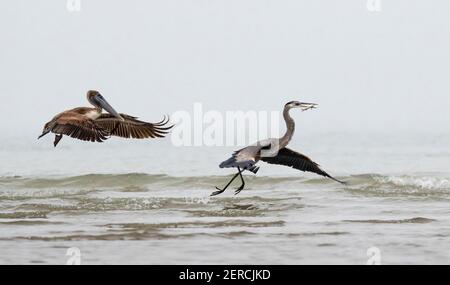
xmin=261 ymin=147 xmax=345 ymax=184
xmin=95 ymin=114 xmax=173 ymax=139
xmin=220 ymin=146 xmax=262 ymax=169
xmin=51 ymin=114 xmax=109 ymax=143
xmin=219 ymin=140 xmax=273 ymax=173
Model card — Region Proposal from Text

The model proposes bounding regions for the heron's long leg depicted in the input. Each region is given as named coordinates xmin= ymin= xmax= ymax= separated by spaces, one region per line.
xmin=235 ymin=167 xmax=245 ymax=195
xmin=211 ymin=171 xmax=240 ymax=197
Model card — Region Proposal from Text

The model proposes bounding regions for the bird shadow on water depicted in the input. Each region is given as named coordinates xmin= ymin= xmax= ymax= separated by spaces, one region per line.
xmin=223 ymin=204 xmax=258 ymax=211
xmin=185 ymin=196 xmax=304 ymax=218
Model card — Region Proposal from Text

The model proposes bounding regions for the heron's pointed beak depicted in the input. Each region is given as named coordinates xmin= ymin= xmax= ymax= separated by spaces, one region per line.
xmin=94 ymin=95 xmax=124 ymax=121
xmin=298 ymin=102 xmax=318 ymax=111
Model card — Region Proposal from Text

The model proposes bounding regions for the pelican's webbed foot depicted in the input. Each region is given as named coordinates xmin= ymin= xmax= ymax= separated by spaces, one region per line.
xmin=54 ymin=134 xmax=63 ymax=147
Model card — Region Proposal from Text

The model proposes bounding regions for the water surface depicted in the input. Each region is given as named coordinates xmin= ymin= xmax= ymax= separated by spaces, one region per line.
xmin=0 ymin=132 xmax=449 ymax=264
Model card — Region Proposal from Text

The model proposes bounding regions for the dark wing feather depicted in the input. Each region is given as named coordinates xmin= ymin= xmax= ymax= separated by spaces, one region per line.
xmin=95 ymin=114 xmax=173 ymax=139
xmin=51 ymin=118 xmax=109 ymax=143
xmin=261 ymin=148 xmax=345 ymax=184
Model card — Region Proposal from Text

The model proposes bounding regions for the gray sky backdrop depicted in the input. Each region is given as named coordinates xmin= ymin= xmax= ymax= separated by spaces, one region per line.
xmin=0 ymin=0 xmax=449 ymax=137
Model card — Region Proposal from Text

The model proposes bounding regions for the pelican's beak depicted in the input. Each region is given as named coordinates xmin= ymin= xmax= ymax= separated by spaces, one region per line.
xmin=298 ymin=102 xmax=318 ymax=111
xmin=94 ymin=95 xmax=124 ymax=121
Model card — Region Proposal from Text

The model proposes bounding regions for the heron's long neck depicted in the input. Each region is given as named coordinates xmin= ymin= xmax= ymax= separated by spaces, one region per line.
xmin=280 ymin=107 xmax=295 ymax=148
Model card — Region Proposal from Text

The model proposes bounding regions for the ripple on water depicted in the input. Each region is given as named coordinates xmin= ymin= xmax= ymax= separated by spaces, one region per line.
xmin=0 ymin=211 xmax=48 ymax=219
xmin=10 ymin=220 xmax=285 ymax=241
xmin=105 ymin=220 xmax=285 ymax=231
xmin=343 ymin=217 xmax=436 ymax=224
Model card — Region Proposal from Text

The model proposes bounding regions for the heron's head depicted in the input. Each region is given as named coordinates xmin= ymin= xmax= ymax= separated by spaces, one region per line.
xmin=87 ymin=90 xmax=124 ymax=121
xmin=284 ymin=101 xmax=318 ymax=111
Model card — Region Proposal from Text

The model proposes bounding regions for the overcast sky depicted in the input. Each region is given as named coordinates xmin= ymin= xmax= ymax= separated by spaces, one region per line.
xmin=0 ymin=0 xmax=449 ymax=137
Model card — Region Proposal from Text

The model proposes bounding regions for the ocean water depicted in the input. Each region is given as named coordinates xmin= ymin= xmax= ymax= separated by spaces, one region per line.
xmin=0 ymin=132 xmax=449 ymax=265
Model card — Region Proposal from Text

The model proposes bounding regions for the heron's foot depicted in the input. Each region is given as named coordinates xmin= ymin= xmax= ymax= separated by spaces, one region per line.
xmin=234 ymin=185 xmax=245 ymax=195
xmin=211 ymin=187 xmax=226 ymax=197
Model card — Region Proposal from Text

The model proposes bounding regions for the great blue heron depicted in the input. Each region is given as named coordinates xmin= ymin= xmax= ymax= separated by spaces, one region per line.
xmin=38 ymin=90 xmax=173 ymax=147
xmin=212 ymin=101 xmax=345 ymax=196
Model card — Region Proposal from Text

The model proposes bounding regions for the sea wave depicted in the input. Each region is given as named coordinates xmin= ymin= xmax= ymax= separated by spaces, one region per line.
xmin=373 ymin=175 xmax=450 ymax=190
xmin=344 ymin=174 xmax=450 ymax=196
xmin=0 ymin=173 xmax=449 ymax=197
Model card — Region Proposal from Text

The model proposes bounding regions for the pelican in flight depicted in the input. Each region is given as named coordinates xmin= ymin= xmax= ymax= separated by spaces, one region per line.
xmin=212 ymin=101 xmax=345 ymax=196
xmin=38 ymin=90 xmax=172 ymax=147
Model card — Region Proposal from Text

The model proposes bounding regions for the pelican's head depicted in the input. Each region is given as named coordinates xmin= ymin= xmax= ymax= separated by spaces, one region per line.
xmin=285 ymin=101 xmax=318 ymax=112
xmin=87 ymin=90 xmax=124 ymax=121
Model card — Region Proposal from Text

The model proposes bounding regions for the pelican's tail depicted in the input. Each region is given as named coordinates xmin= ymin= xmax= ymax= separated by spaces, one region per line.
xmin=38 ymin=122 xmax=52 ymax=140
xmin=38 ymin=130 xmax=50 ymax=140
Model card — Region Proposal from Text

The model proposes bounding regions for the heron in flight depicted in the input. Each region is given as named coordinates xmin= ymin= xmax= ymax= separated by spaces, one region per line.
xmin=212 ymin=101 xmax=345 ymax=196
xmin=38 ymin=90 xmax=172 ymax=147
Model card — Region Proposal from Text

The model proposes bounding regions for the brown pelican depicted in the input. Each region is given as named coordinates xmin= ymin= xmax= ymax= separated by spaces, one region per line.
xmin=212 ymin=101 xmax=345 ymax=196
xmin=38 ymin=90 xmax=173 ymax=147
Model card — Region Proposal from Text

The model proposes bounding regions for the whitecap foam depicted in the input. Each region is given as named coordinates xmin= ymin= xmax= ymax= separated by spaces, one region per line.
xmin=374 ymin=175 xmax=450 ymax=191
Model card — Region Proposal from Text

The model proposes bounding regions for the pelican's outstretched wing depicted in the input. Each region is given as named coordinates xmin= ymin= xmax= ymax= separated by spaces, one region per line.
xmin=95 ymin=114 xmax=173 ymax=139
xmin=51 ymin=114 xmax=110 ymax=143
xmin=261 ymin=147 xmax=345 ymax=184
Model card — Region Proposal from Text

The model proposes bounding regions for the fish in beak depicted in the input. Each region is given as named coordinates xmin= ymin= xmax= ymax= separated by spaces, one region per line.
xmin=298 ymin=102 xmax=318 ymax=111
